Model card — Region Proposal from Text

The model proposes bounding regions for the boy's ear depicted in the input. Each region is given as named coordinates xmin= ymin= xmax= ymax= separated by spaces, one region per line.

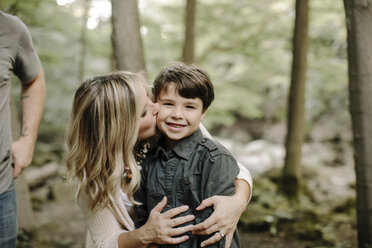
xmin=201 ymin=109 xmax=208 ymax=120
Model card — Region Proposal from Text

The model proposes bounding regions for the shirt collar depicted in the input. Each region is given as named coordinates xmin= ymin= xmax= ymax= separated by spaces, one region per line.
xmin=154 ymin=128 xmax=203 ymax=161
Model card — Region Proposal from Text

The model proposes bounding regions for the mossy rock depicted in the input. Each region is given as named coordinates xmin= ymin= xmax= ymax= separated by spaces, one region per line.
xmin=332 ymin=197 xmax=356 ymax=214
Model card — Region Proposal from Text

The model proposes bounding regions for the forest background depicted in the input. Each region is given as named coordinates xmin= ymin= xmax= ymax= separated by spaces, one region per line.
xmin=1 ymin=0 xmax=361 ymax=247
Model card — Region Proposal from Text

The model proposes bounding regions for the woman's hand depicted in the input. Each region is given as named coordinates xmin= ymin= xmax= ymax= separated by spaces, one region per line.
xmin=141 ymin=197 xmax=195 ymax=246
xmin=192 ymin=180 xmax=250 ymax=247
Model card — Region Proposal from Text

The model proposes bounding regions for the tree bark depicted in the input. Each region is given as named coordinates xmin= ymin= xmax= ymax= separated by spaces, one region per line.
xmin=281 ymin=0 xmax=309 ymax=197
xmin=344 ymin=0 xmax=372 ymax=246
xmin=182 ymin=0 xmax=196 ymax=64
xmin=111 ymin=0 xmax=146 ymax=72
xmin=78 ymin=0 xmax=91 ymax=82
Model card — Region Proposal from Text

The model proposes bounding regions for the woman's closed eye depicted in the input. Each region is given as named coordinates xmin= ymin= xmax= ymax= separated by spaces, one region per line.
xmin=141 ymin=109 xmax=148 ymax=118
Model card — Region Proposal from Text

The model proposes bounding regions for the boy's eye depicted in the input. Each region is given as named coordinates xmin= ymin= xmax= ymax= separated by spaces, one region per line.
xmin=163 ymin=102 xmax=173 ymax=106
xmin=186 ymin=105 xmax=196 ymax=109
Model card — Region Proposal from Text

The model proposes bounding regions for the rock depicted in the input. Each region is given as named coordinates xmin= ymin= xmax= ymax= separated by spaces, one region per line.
xmin=24 ymin=162 xmax=60 ymax=188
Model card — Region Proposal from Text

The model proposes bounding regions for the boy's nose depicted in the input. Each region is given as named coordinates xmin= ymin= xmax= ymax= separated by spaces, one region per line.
xmin=171 ymin=107 xmax=183 ymax=119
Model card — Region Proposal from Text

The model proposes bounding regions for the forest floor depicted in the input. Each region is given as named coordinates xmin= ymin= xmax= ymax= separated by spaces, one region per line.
xmin=19 ymin=135 xmax=358 ymax=248
xmin=22 ymin=171 xmax=356 ymax=248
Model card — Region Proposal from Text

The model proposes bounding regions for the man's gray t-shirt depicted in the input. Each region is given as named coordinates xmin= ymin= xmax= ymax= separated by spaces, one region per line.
xmin=0 ymin=11 xmax=41 ymax=194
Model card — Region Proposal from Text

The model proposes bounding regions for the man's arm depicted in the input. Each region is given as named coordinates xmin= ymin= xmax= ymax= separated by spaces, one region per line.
xmin=12 ymin=68 xmax=45 ymax=178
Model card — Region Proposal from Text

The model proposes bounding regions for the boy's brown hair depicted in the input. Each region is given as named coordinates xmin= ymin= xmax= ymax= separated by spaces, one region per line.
xmin=153 ymin=62 xmax=214 ymax=112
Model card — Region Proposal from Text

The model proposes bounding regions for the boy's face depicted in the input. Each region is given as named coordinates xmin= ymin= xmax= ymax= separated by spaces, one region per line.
xmin=157 ymin=82 xmax=206 ymax=148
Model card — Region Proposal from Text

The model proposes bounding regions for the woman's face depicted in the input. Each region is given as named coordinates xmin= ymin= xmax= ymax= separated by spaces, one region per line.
xmin=137 ymin=86 xmax=159 ymax=142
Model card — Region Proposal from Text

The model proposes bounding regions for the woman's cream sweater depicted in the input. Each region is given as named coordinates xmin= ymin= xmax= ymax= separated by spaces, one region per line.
xmin=78 ymin=190 xmax=135 ymax=248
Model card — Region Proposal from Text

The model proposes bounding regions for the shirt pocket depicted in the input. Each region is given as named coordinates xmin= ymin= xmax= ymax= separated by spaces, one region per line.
xmin=145 ymin=179 xmax=164 ymax=210
xmin=181 ymin=167 xmax=202 ymax=211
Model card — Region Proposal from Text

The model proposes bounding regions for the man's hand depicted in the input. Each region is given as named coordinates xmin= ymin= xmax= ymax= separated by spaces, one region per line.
xmin=12 ymin=136 xmax=35 ymax=178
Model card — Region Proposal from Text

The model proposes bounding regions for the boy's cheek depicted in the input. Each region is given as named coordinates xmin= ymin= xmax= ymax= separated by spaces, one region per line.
xmin=156 ymin=108 xmax=167 ymax=121
xmin=156 ymin=116 xmax=163 ymax=129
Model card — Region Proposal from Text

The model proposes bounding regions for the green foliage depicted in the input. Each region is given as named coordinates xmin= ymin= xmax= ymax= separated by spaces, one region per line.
xmin=4 ymin=0 xmax=348 ymax=163
xmin=1 ymin=0 xmax=42 ymax=23
xmin=141 ymin=1 xmax=185 ymax=79
xmin=5 ymin=0 xmax=112 ymax=163
xmin=195 ymin=0 xmax=294 ymax=127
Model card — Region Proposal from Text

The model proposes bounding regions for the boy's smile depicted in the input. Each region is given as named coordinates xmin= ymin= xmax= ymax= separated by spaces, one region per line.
xmin=157 ymin=82 xmax=206 ymax=149
xmin=167 ymin=122 xmax=186 ymax=129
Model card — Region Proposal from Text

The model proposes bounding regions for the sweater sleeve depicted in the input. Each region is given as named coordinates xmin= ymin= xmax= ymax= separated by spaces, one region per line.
xmin=237 ymin=161 xmax=253 ymax=203
xmin=78 ymin=195 xmax=127 ymax=248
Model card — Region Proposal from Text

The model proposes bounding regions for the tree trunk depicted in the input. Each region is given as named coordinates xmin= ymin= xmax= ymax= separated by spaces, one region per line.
xmin=10 ymin=89 xmax=35 ymax=232
xmin=281 ymin=0 xmax=309 ymax=197
xmin=111 ymin=0 xmax=146 ymax=72
xmin=78 ymin=0 xmax=91 ymax=82
xmin=182 ymin=0 xmax=196 ymax=64
xmin=344 ymin=0 xmax=372 ymax=246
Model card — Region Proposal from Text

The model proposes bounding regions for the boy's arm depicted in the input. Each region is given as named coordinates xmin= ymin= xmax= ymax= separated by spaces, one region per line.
xmin=199 ymin=123 xmax=252 ymax=200
xmin=204 ymin=155 xmax=239 ymax=197
xmin=198 ymin=153 xmax=240 ymax=248
xmin=193 ymin=179 xmax=249 ymax=247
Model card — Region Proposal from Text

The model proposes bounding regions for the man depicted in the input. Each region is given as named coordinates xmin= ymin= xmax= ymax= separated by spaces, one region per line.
xmin=0 ymin=10 xmax=45 ymax=247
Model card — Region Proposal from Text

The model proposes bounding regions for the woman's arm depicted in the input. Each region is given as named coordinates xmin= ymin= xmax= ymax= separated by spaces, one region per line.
xmin=236 ymin=162 xmax=253 ymax=203
xmin=192 ymin=179 xmax=250 ymax=247
xmin=80 ymin=195 xmax=194 ymax=248
xmin=119 ymin=197 xmax=194 ymax=248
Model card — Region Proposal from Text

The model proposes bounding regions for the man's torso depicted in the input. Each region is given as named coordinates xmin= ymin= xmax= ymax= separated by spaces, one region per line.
xmin=0 ymin=11 xmax=40 ymax=193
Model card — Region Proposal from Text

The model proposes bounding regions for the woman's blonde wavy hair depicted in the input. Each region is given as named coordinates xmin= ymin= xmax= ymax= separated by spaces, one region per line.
xmin=66 ymin=71 xmax=145 ymax=212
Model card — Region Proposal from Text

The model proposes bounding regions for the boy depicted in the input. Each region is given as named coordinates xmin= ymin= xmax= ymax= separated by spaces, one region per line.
xmin=135 ymin=63 xmax=240 ymax=248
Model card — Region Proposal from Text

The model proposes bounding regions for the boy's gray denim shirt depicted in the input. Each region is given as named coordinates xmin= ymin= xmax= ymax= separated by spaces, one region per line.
xmin=134 ymin=128 xmax=240 ymax=248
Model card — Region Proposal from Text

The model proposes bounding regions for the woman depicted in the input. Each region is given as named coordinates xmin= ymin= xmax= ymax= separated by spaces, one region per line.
xmin=66 ymin=72 xmax=252 ymax=248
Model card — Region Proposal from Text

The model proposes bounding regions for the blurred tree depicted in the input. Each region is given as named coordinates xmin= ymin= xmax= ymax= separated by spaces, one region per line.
xmin=182 ymin=0 xmax=196 ymax=63
xmin=344 ymin=0 xmax=372 ymax=246
xmin=1 ymin=0 xmax=349 ymax=159
xmin=79 ymin=0 xmax=92 ymax=82
xmin=111 ymin=0 xmax=145 ymax=71
xmin=281 ymin=0 xmax=309 ymax=197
